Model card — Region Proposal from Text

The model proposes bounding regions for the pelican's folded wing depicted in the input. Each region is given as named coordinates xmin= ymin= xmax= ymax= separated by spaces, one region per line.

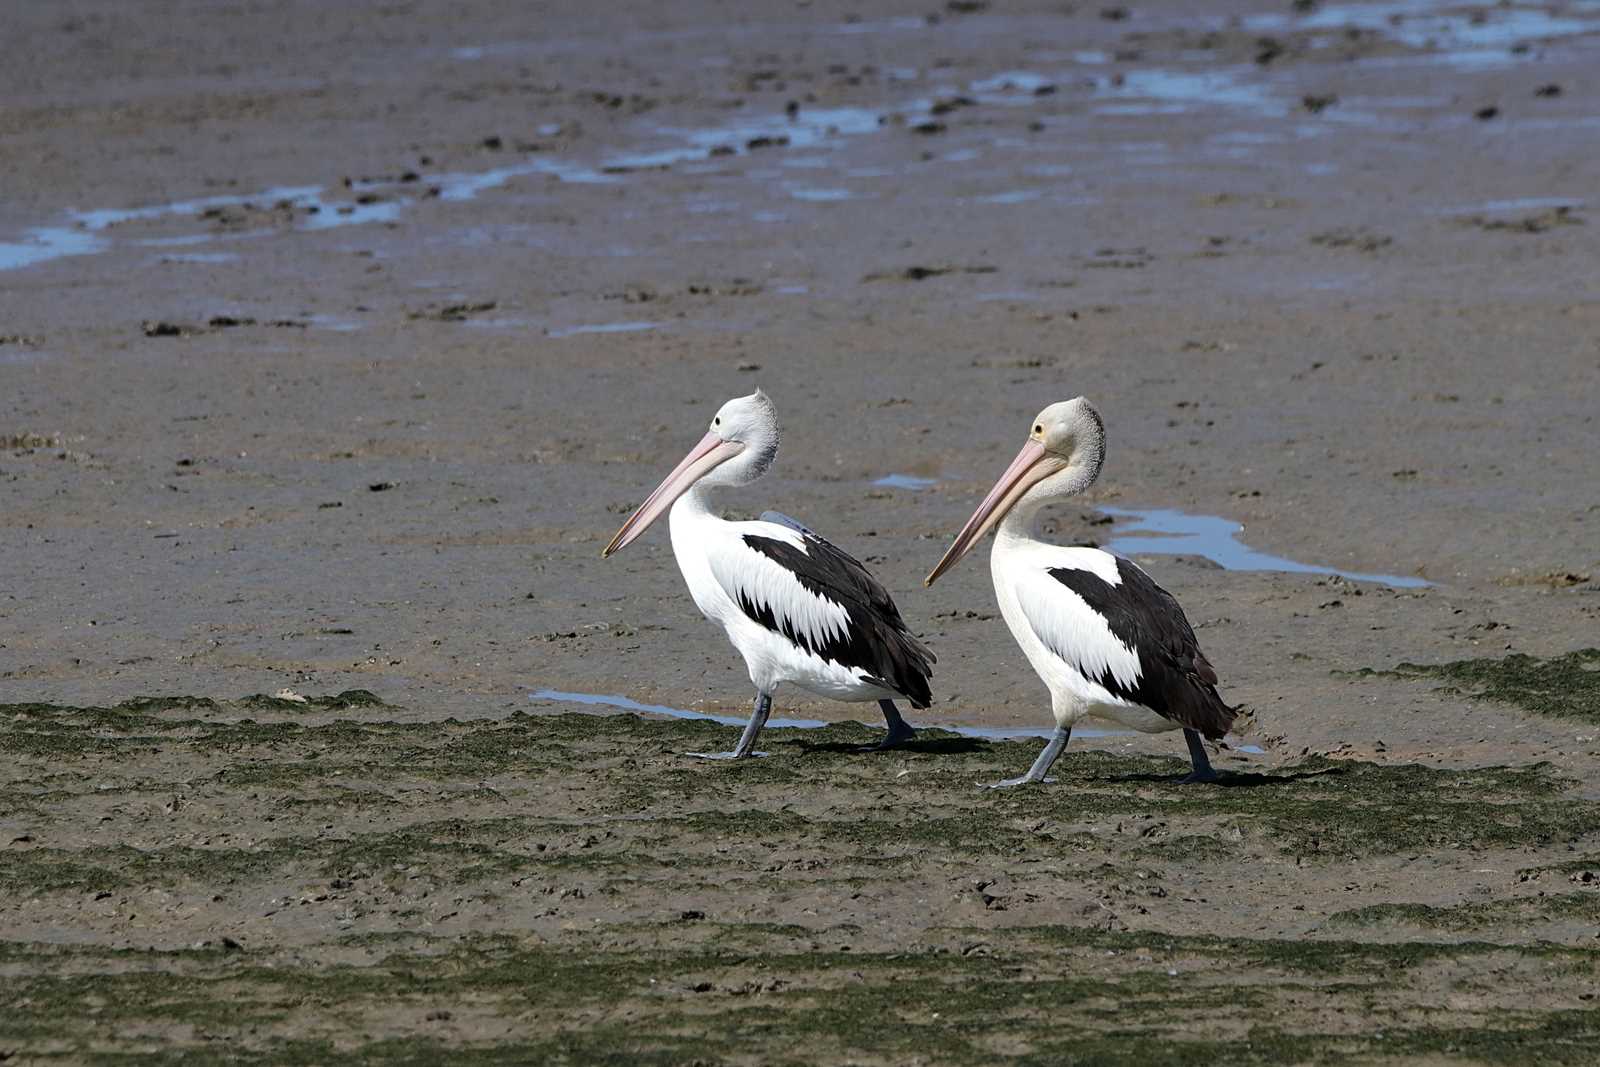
xmin=707 ymin=520 xmax=935 ymax=706
xmin=1013 ymin=552 xmax=1233 ymax=737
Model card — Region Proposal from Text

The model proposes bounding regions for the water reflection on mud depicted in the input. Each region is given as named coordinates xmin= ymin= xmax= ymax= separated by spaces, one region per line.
xmin=1101 ymin=506 xmax=1429 ymax=588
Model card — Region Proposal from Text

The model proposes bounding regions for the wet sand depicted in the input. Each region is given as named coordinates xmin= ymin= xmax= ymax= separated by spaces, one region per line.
xmin=3 ymin=0 xmax=1600 ymax=1060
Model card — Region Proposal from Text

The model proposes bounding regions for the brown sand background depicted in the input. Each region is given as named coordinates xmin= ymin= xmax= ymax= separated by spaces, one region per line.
xmin=5 ymin=0 xmax=1597 ymax=763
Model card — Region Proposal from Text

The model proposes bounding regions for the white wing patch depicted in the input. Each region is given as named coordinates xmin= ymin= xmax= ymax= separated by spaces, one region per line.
xmin=707 ymin=532 xmax=854 ymax=654
xmin=744 ymin=521 xmax=808 ymax=550
xmin=1046 ymin=546 xmax=1123 ymax=586
xmin=1013 ymin=568 xmax=1143 ymax=693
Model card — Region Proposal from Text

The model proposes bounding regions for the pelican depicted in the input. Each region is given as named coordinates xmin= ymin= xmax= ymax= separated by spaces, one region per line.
xmin=925 ymin=397 xmax=1237 ymax=787
xmin=603 ymin=389 xmax=934 ymax=758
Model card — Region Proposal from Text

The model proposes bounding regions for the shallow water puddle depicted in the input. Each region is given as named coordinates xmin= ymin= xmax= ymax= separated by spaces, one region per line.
xmin=873 ymin=474 xmax=938 ymax=490
xmin=0 ymin=346 xmax=52 ymax=366
xmin=530 ymin=688 xmax=1129 ymax=740
xmin=11 ymin=16 xmax=1532 ymax=275
xmin=74 ymin=184 xmax=404 ymax=233
xmin=1436 ymin=196 xmax=1585 ymax=216
xmin=2 ymin=184 xmax=410 ymax=272
xmin=153 ymin=251 xmax=240 ymax=264
xmin=461 ymin=317 xmax=534 ymax=330
xmin=530 ymin=687 xmax=1269 ymax=753
xmin=975 ymin=290 xmax=1039 ymax=302
xmin=1246 ymin=0 xmax=1599 ymax=69
xmin=0 ymin=227 xmax=106 ymax=271
xmin=969 ymin=70 xmax=1058 ymax=102
xmin=1095 ymin=68 xmax=1289 ymax=118
xmin=828 ymin=15 xmax=927 ymax=35
xmin=0 ymin=53 xmax=1123 ymax=272
xmin=533 ymin=689 xmax=828 ymax=730
xmin=303 ymin=314 xmax=365 ymax=332
xmin=659 ymin=104 xmax=890 ymax=157
xmin=784 ymin=185 xmax=859 ymax=202
xmin=975 ymin=189 xmax=1043 ymax=204
xmin=546 ymin=321 xmax=660 ymax=339
xmin=1251 ymin=0 xmax=1596 ymax=50
xmin=432 ymin=158 xmax=622 ymax=202
xmin=1100 ymin=506 xmax=1429 ymax=587
xmin=2 ymin=36 xmax=1350 ymax=276
xmin=302 ymin=198 xmax=402 ymax=230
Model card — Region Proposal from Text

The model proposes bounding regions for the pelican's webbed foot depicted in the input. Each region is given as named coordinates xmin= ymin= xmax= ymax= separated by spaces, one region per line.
xmin=688 ymin=691 xmax=772 ymax=762
xmin=983 ymin=725 xmax=1071 ymax=789
xmin=1180 ymin=729 xmax=1219 ymax=784
xmin=857 ymin=699 xmax=918 ymax=752
xmin=986 ymin=773 xmax=1057 ymax=789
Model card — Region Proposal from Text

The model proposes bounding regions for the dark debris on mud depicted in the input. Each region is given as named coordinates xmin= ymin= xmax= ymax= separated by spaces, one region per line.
xmin=1462 ymin=205 xmax=1585 ymax=234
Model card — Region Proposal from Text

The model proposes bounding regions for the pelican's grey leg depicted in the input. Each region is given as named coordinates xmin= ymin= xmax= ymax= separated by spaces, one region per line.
xmin=731 ymin=691 xmax=774 ymax=757
xmin=986 ymin=726 xmax=1071 ymax=788
xmin=689 ymin=691 xmax=772 ymax=760
xmin=1181 ymin=729 xmax=1218 ymax=783
xmin=857 ymin=699 xmax=918 ymax=752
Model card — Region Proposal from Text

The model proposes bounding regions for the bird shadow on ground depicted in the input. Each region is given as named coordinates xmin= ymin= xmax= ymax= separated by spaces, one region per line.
xmin=788 ymin=737 xmax=991 ymax=756
xmin=1096 ymin=766 xmax=1349 ymax=789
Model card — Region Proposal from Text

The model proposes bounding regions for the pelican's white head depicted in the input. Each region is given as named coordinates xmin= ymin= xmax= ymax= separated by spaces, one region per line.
xmin=602 ymin=389 xmax=781 ymax=556
xmin=1018 ymin=397 xmax=1105 ymax=504
xmin=925 ymin=396 xmax=1107 ymax=585
xmin=703 ymin=388 xmax=781 ymax=487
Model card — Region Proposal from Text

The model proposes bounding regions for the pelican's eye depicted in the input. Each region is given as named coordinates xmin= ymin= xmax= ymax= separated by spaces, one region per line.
xmin=1034 ymin=424 xmax=1043 ymax=435
xmin=714 ymin=417 xmax=721 ymax=426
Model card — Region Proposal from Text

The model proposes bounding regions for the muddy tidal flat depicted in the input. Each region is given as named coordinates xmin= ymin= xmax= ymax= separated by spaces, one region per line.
xmin=7 ymin=688 xmax=1600 ymax=1062
xmin=3 ymin=0 xmax=1600 ymax=1061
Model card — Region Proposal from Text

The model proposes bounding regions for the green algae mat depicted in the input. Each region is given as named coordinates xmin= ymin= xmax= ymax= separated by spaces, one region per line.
xmin=4 ymin=690 xmax=1600 ymax=1064
xmin=1358 ymin=648 xmax=1600 ymax=726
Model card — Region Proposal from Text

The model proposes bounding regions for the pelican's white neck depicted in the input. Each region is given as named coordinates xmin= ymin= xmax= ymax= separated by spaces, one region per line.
xmin=672 ymin=483 xmax=719 ymax=521
xmin=996 ymin=500 xmax=1042 ymax=546
xmin=996 ymin=457 xmax=1102 ymax=547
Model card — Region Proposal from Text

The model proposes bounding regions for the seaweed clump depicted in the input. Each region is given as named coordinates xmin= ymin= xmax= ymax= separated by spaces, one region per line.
xmin=1380 ymin=648 xmax=1600 ymax=724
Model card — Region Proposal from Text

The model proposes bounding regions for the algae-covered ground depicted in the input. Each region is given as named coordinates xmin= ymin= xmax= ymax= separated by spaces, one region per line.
xmin=6 ymin=689 xmax=1600 ymax=1064
xmin=1362 ymin=649 xmax=1600 ymax=727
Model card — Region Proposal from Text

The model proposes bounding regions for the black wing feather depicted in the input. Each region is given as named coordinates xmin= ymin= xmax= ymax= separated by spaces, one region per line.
xmin=738 ymin=522 xmax=935 ymax=708
xmin=1047 ymin=558 xmax=1235 ymax=738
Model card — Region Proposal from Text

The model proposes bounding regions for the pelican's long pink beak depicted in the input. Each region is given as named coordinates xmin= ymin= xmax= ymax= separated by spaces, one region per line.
xmin=925 ymin=439 xmax=1062 ymax=586
xmin=603 ymin=432 xmax=744 ymax=557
